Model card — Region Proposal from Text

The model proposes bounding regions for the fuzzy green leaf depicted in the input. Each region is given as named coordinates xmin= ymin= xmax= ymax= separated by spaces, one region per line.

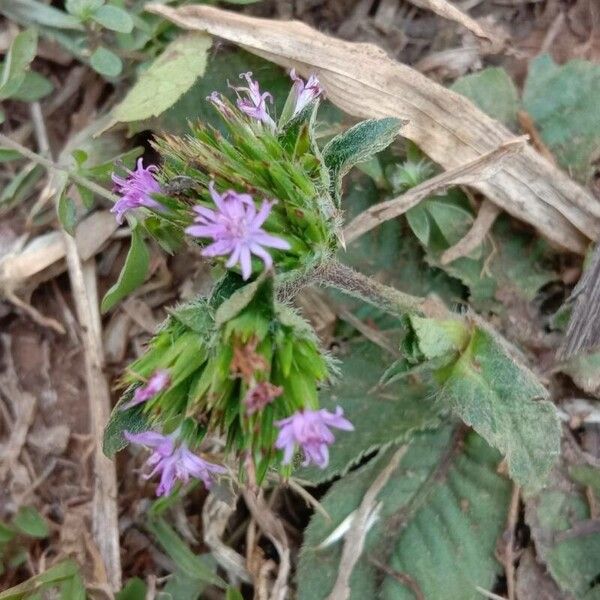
xmin=323 ymin=118 xmax=404 ymax=205
xmin=298 ymin=428 xmax=511 ymax=600
xmin=92 ymin=4 xmax=133 ymax=33
xmin=525 ymin=464 xmax=600 ymax=598
xmin=103 ymin=401 xmax=150 ymax=457
xmin=438 ymin=324 xmax=560 ymax=491
xmin=297 ymin=341 xmax=442 ymax=485
xmin=523 ymin=54 xmax=600 ymax=182
xmin=111 ymin=33 xmax=211 ymax=122
xmin=101 ymin=226 xmax=149 ymax=313
xmin=452 ymin=67 xmax=519 ymax=128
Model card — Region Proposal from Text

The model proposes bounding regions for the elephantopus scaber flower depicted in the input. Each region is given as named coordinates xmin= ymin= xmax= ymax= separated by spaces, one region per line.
xmin=125 ymin=430 xmax=226 ymax=496
xmin=290 ymin=69 xmax=323 ymax=116
xmin=185 ymin=183 xmax=290 ymax=280
xmin=231 ymin=71 xmax=275 ymax=128
xmin=275 ymin=407 xmax=354 ymax=469
xmin=120 ymin=370 xmax=170 ymax=411
xmin=111 ymin=158 xmax=163 ymax=224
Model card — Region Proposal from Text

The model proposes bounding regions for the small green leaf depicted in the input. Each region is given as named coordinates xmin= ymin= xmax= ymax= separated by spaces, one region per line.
xmin=0 ymin=28 xmax=38 ymax=100
xmin=0 ymin=522 xmax=15 ymax=544
xmin=0 ymin=560 xmax=79 ymax=599
xmin=0 ymin=0 xmax=84 ymax=30
xmin=111 ymin=32 xmax=212 ymax=123
xmin=65 ymin=0 xmax=103 ymax=19
xmin=92 ymin=4 xmax=133 ymax=33
xmin=452 ymin=67 xmax=519 ymax=128
xmin=13 ymin=507 xmax=49 ymax=539
xmin=0 ymin=148 xmax=22 ymax=162
xmin=116 ymin=578 xmax=147 ymax=600
xmin=323 ymin=118 xmax=405 ymax=205
xmin=90 ymin=46 xmax=122 ymax=78
xmin=57 ymin=194 xmax=77 ymax=235
xmin=101 ymin=225 xmax=149 ymax=312
xmin=11 ymin=70 xmax=53 ymax=102
xmin=147 ymin=518 xmax=226 ymax=588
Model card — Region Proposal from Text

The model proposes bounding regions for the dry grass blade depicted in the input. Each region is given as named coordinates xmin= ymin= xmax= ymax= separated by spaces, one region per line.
xmin=344 ymin=137 xmax=524 ymax=244
xmin=405 ymin=0 xmax=502 ymax=44
xmin=440 ymin=199 xmax=501 ymax=265
xmin=326 ymin=445 xmax=408 ymax=600
xmin=146 ymin=3 xmax=598 ymax=254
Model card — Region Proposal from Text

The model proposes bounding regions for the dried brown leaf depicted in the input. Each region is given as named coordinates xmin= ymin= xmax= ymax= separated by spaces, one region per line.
xmin=146 ymin=3 xmax=600 ymax=254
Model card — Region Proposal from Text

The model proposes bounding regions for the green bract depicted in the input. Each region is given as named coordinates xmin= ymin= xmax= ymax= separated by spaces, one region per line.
xmin=105 ymin=275 xmax=332 ymax=482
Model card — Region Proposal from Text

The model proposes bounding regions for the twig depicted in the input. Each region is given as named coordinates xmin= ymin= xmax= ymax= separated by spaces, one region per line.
xmin=343 ymin=137 xmax=526 ymax=244
xmin=369 ymin=558 xmax=424 ymax=600
xmin=326 ymin=445 xmax=408 ymax=600
xmin=404 ymin=0 xmax=503 ymax=45
xmin=505 ymin=484 xmax=520 ymax=600
xmin=0 ymin=132 xmax=117 ymax=203
xmin=440 ymin=199 xmax=501 ymax=265
xmin=28 ymin=106 xmax=122 ymax=590
xmin=242 ymin=488 xmax=291 ymax=600
xmin=0 ymin=335 xmax=37 ymax=483
xmin=202 ymin=492 xmax=252 ymax=584
xmin=5 ymin=290 xmax=66 ymax=335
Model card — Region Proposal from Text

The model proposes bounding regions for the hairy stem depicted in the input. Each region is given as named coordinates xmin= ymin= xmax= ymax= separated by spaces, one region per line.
xmin=317 ymin=260 xmax=448 ymax=319
xmin=0 ymin=132 xmax=117 ymax=203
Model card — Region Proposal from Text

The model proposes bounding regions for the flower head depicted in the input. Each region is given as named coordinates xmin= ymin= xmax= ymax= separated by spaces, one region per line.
xmin=185 ymin=183 xmax=291 ymax=280
xmin=290 ymin=69 xmax=323 ymax=116
xmin=120 ymin=370 xmax=170 ymax=411
xmin=275 ymin=406 xmax=354 ymax=469
xmin=111 ymin=158 xmax=162 ymax=224
xmin=125 ymin=430 xmax=226 ymax=496
xmin=231 ymin=72 xmax=275 ymax=128
xmin=245 ymin=381 xmax=283 ymax=415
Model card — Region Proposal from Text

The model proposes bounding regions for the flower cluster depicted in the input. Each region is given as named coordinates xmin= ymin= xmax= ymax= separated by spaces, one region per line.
xmin=109 ymin=69 xmax=355 ymax=495
xmin=125 ymin=430 xmax=226 ymax=496
xmin=111 ymin=158 xmax=162 ymax=224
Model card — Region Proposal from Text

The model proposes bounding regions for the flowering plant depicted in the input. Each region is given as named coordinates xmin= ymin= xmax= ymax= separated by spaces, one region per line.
xmin=104 ymin=70 xmax=403 ymax=494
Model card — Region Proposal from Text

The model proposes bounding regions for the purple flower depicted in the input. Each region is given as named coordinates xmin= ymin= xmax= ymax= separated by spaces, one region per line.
xmin=275 ymin=407 xmax=354 ymax=469
xmin=290 ymin=69 xmax=323 ymax=116
xmin=125 ymin=430 xmax=226 ymax=496
xmin=231 ymin=72 xmax=275 ymax=128
xmin=111 ymin=158 xmax=162 ymax=224
xmin=185 ymin=183 xmax=290 ymax=280
xmin=120 ymin=370 xmax=170 ymax=411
